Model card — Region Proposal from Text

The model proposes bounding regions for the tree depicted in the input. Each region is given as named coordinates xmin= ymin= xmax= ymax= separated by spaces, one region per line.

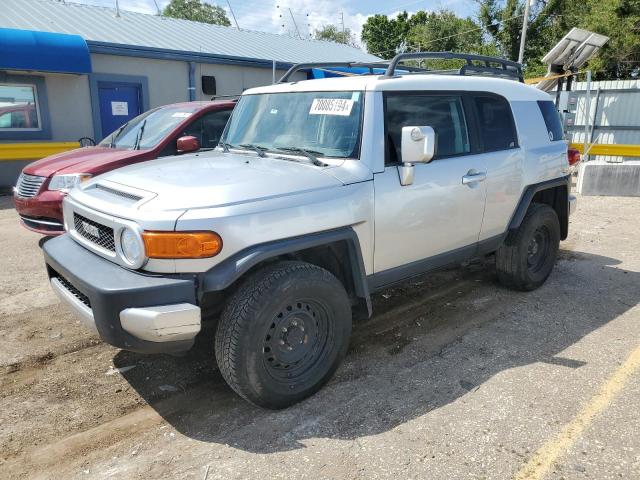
xmin=478 ymin=0 xmax=640 ymax=79
xmin=408 ymin=10 xmax=487 ymax=53
xmin=313 ymin=24 xmax=358 ymax=47
xmin=163 ymin=0 xmax=231 ymax=26
xmin=361 ymin=11 xmax=430 ymax=58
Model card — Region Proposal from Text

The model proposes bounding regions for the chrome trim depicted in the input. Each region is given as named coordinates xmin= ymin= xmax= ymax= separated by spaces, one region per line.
xmin=19 ymin=216 xmax=64 ymax=227
xmin=14 ymin=173 xmax=46 ymax=198
xmin=50 ymin=277 xmax=97 ymax=333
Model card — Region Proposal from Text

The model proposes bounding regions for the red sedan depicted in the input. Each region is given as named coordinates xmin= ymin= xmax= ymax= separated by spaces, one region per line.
xmin=14 ymin=100 xmax=235 ymax=235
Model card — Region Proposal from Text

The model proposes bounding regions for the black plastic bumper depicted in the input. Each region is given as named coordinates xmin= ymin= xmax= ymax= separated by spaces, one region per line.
xmin=43 ymin=234 xmax=198 ymax=354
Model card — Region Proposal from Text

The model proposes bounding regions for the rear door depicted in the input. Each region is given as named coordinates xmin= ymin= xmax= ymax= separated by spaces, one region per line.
xmin=373 ymin=92 xmax=489 ymax=274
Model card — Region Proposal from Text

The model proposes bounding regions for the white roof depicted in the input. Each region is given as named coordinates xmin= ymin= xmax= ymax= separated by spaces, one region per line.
xmin=247 ymin=74 xmax=551 ymax=102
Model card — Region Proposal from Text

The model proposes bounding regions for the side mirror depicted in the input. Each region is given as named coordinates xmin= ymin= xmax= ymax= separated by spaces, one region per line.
xmin=398 ymin=126 xmax=436 ymax=186
xmin=176 ymin=135 xmax=200 ymax=153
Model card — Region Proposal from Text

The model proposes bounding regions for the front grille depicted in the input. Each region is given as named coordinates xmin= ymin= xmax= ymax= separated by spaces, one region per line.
xmin=74 ymin=213 xmax=116 ymax=252
xmin=54 ymin=273 xmax=91 ymax=308
xmin=15 ymin=173 xmax=46 ymax=198
xmin=95 ymin=184 xmax=143 ymax=202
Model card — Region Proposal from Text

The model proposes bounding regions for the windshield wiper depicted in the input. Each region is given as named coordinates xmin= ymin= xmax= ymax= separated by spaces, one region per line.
xmin=275 ymin=147 xmax=327 ymax=167
xmin=109 ymin=123 xmax=127 ymax=148
xmin=133 ymin=119 xmax=147 ymax=150
xmin=239 ymin=143 xmax=267 ymax=157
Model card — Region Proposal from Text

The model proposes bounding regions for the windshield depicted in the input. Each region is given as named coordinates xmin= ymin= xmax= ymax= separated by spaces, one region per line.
xmin=99 ymin=105 xmax=202 ymax=149
xmin=221 ymin=91 xmax=363 ymax=159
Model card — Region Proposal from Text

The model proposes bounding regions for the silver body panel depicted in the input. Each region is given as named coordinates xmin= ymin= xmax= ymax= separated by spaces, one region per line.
xmin=63 ymin=75 xmax=570 ymax=277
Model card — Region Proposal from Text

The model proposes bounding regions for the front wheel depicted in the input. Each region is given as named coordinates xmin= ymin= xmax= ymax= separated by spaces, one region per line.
xmin=215 ymin=261 xmax=352 ymax=409
xmin=496 ymin=203 xmax=560 ymax=291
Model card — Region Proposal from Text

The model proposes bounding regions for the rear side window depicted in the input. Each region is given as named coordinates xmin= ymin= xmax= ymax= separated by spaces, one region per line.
xmin=474 ymin=95 xmax=518 ymax=151
xmin=385 ymin=94 xmax=470 ymax=164
xmin=537 ymin=100 xmax=564 ymax=142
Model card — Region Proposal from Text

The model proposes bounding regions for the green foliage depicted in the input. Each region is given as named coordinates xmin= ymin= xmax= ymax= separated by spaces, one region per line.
xmin=361 ymin=12 xmax=429 ymax=58
xmin=313 ymin=25 xmax=358 ymax=47
xmin=163 ymin=0 xmax=231 ymax=26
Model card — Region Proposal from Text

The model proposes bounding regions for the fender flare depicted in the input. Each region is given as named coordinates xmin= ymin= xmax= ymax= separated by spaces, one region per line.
xmin=508 ymin=175 xmax=570 ymax=231
xmin=199 ymin=227 xmax=371 ymax=316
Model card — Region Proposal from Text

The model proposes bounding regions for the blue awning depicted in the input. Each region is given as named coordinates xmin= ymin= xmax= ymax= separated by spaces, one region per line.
xmin=0 ymin=28 xmax=92 ymax=74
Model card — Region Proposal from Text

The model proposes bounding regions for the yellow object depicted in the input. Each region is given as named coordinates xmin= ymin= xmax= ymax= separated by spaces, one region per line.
xmin=142 ymin=231 xmax=223 ymax=259
xmin=570 ymin=142 xmax=640 ymax=158
xmin=0 ymin=142 xmax=80 ymax=161
xmin=513 ymin=343 xmax=640 ymax=480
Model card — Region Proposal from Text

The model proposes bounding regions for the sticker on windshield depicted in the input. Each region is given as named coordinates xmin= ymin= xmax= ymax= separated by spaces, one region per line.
xmin=309 ymin=98 xmax=354 ymax=116
xmin=171 ymin=112 xmax=192 ymax=118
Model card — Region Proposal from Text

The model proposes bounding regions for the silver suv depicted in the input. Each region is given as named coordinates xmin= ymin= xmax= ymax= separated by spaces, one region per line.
xmin=42 ymin=53 xmax=577 ymax=409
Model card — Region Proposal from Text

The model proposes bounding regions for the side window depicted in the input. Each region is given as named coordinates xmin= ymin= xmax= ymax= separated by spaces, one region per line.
xmin=474 ymin=95 xmax=518 ymax=151
xmin=180 ymin=110 xmax=232 ymax=149
xmin=201 ymin=109 xmax=232 ymax=148
xmin=385 ymin=94 xmax=470 ymax=164
xmin=537 ymin=100 xmax=564 ymax=142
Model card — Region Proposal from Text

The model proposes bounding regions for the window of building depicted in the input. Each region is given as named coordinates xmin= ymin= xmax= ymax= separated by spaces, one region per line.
xmin=0 ymin=84 xmax=41 ymax=130
xmin=385 ymin=94 xmax=470 ymax=164
xmin=537 ymin=100 xmax=564 ymax=142
xmin=473 ymin=95 xmax=518 ymax=151
xmin=202 ymin=76 xmax=217 ymax=96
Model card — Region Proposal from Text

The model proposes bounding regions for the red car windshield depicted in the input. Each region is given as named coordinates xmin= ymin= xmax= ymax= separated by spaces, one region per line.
xmin=99 ymin=105 xmax=202 ymax=150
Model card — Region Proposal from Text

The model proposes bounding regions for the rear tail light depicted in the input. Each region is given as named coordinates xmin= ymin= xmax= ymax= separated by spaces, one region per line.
xmin=568 ymin=148 xmax=581 ymax=166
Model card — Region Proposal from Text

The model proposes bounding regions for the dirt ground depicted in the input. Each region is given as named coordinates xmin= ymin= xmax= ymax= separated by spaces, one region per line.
xmin=1 ymin=193 xmax=639 ymax=480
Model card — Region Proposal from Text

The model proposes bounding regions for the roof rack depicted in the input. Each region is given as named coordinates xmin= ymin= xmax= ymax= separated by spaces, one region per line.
xmin=384 ymin=52 xmax=524 ymax=82
xmin=278 ymin=52 xmax=524 ymax=84
xmin=278 ymin=61 xmax=424 ymax=83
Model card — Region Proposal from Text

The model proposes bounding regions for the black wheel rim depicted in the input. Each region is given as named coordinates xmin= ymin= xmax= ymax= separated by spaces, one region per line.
xmin=262 ymin=299 xmax=332 ymax=383
xmin=527 ymin=226 xmax=550 ymax=273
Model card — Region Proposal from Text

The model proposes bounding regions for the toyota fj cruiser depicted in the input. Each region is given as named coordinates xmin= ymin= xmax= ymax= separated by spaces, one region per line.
xmin=42 ymin=53 xmax=577 ymax=409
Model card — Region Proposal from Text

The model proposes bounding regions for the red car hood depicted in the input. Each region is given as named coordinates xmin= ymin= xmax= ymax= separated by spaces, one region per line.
xmin=23 ymin=147 xmax=150 ymax=178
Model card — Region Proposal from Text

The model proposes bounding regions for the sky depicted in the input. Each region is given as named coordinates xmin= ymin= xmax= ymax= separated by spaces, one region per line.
xmin=67 ymin=0 xmax=478 ymax=48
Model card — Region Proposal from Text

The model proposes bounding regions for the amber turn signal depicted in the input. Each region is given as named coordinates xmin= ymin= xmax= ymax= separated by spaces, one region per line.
xmin=142 ymin=231 xmax=223 ymax=259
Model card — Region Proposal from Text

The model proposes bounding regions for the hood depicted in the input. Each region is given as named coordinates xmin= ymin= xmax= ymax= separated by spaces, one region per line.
xmin=23 ymin=147 xmax=149 ymax=177
xmin=86 ymin=151 xmax=345 ymax=211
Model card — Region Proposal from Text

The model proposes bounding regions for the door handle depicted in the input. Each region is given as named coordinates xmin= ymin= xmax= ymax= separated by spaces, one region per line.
xmin=462 ymin=171 xmax=487 ymax=185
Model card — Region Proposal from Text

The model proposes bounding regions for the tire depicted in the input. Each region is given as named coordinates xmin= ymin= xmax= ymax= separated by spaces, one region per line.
xmin=496 ymin=203 xmax=560 ymax=291
xmin=215 ymin=261 xmax=352 ymax=409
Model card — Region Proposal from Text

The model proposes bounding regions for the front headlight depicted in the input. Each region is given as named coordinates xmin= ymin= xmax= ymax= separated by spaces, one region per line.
xmin=48 ymin=173 xmax=92 ymax=192
xmin=120 ymin=226 xmax=145 ymax=267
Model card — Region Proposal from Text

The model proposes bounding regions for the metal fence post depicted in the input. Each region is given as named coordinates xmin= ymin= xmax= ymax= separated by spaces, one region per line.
xmin=584 ymin=70 xmax=592 ymax=161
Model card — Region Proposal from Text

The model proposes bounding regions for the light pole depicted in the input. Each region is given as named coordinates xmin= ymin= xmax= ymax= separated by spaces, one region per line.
xmin=517 ymin=0 xmax=532 ymax=64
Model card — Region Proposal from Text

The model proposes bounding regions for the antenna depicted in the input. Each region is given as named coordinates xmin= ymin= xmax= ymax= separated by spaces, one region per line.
xmin=226 ymin=0 xmax=240 ymax=30
xmin=288 ymin=8 xmax=301 ymax=39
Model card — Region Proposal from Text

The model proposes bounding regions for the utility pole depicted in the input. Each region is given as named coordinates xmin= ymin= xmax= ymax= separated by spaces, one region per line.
xmin=340 ymin=11 xmax=345 ymax=35
xmin=517 ymin=0 xmax=532 ymax=64
xmin=114 ymin=0 xmax=120 ymax=17
xmin=288 ymin=8 xmax=301 ymax=39
xmin=226 ymin=0 xmax=240 ymax=30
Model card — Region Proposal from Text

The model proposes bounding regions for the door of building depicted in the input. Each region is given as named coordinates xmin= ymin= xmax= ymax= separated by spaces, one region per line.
xmin=97 ymin=82 xmax=142 ymax=139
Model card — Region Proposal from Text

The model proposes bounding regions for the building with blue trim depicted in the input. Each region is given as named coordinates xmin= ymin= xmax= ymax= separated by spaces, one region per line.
xmin=0 ymin=0 xmax=379 ymax=186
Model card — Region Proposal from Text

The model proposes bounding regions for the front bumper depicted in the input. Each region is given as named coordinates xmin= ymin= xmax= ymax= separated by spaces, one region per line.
xmin=14 ymin=189 xmax=66 ymax=234
xmin=43 ymin=235 xmax=201 ymax=353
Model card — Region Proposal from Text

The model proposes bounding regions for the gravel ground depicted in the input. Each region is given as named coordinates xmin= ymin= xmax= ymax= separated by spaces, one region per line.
xmin=0 ymin=193 xmax=639 ymax=480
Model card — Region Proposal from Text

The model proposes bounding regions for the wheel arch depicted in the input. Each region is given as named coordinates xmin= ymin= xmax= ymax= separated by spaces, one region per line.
xmin=509 ymin=176 xmax=570 ymax=240
xmin=199 ymin=227 xmax=372 ymax=318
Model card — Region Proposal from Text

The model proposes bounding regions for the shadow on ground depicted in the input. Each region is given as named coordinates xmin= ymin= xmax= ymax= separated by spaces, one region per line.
xmin=114 ymin=250 xmax=639 ymax=453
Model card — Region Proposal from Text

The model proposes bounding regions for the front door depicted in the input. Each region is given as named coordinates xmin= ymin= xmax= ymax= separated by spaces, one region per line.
xmin=373 ymin=93 xmax=488 ymax=274
xmin=97 ymin=82 xmax=142 ymax=139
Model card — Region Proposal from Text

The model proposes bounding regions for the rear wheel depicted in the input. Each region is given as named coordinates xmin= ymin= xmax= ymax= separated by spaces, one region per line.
xmin=496 ymin=203 xmax=560 ymax=291
xmin=215 ymin=261 xmax=352 ymax=409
